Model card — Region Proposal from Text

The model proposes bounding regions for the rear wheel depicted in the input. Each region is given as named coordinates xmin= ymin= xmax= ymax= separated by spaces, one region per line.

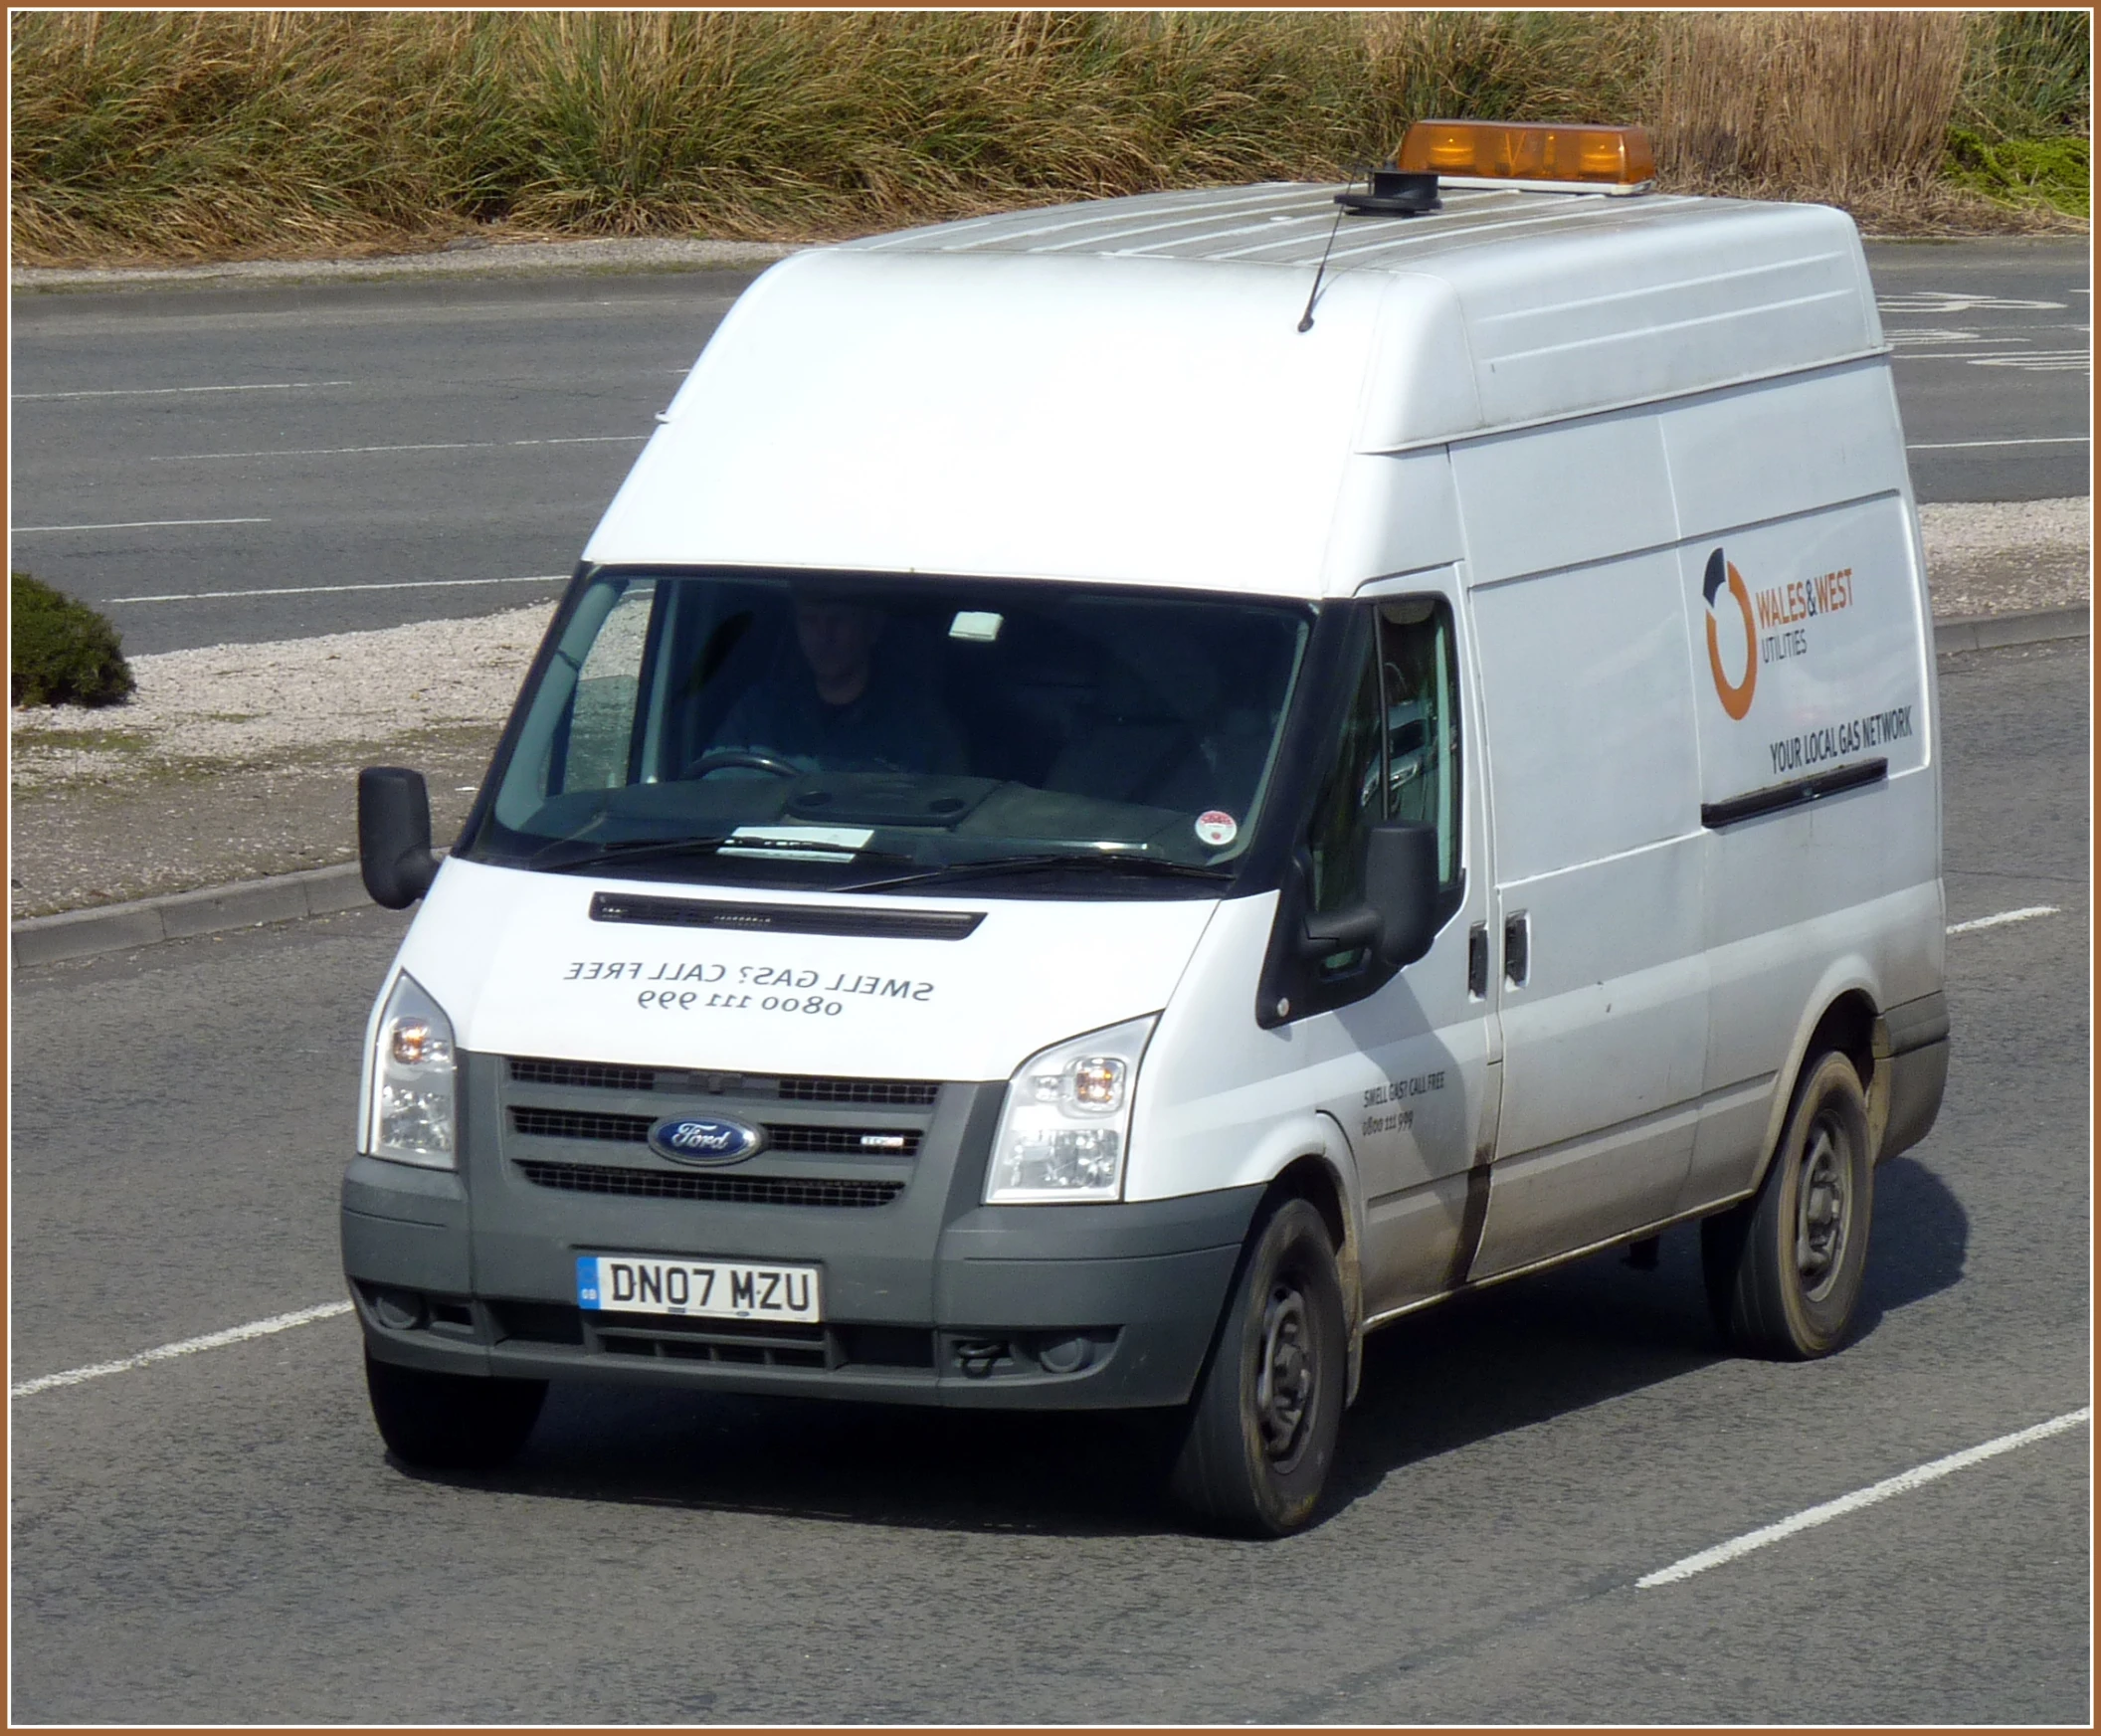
xmin=1702 ymin=1050 xmax=1873 ymax=1359
xmin=364 ymin=1351 xmax=547 ymax=1470
xmin=1170 ymin=1197 xmax=1346 ymax=1537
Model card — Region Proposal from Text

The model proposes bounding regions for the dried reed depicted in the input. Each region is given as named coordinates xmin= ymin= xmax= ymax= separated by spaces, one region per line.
xmin=9 ymin=10 xmax=2085 ymax=267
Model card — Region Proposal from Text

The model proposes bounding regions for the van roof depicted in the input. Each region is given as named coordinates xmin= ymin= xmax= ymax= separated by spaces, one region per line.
xmin=845 ymin=179 xmax=1774 ymax=273
xmin=853 ymin=176 xmax=1873 ymax=288
xmin=837 ymin=183 xmax=1885 ymax=424
xmin=585 ymin=182 xmax=1885 ymax=598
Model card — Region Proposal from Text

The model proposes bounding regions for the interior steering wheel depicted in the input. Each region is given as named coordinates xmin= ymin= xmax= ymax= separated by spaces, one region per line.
xmin=687 ymin=748 xmax=804 ymax=780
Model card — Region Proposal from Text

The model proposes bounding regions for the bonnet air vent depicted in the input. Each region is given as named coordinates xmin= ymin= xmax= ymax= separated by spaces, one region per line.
xmin=590 ymin=890 xmax=982 ymax=941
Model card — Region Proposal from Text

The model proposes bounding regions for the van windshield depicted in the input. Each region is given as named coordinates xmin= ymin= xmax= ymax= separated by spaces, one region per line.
xmin=463 ymin=570 xmax=1311 ymax=896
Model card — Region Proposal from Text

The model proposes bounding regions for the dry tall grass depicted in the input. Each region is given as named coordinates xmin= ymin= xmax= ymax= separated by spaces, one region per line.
xmin=1655 ymin=12 xmax=1971 ymax=194
xmin=9 ymin=10 xmax=2086 ymax=266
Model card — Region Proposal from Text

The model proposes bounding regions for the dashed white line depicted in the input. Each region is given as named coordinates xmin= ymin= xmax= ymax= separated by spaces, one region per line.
xmin=149 ymin=433 xmax=648 ymax=462
xmin=11 ymin=515 xmax=271 ymax=534
xmin=108 ymin=572 xmax=567 ymax=604
xmin=1948 ymin=904 xmax=2059 ymax=935
xmin=11 ymin=1300 xmax=354 ymax=1398
xmin=1637 ymin=1407 xmax=2092 ymax=1588
xmin=13 ymin=380 xmax=351 ymax=401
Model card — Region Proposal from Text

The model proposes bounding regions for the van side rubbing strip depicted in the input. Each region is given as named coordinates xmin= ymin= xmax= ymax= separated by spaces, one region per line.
xmin=1700 ymin=758 xmax=1887 ymax=831
xmin=589 ymin=890 xmax=984 ymax=941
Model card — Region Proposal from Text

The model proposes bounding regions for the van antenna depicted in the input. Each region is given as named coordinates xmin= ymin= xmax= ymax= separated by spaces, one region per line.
xmin=1296 ymin=168 xmax=1356 ymax=334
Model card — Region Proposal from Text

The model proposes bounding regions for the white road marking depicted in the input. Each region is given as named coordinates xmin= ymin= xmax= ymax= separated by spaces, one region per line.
xmin=13 ymin=380 xmax=351 ymax=401
xmin=1637 ymin=1407 xmax=2091 ymax=1588
xmin=1900 ymin=349 xmax=2092 ymax=366
xmin=109 ymin=573 xmax=566 ymax=604
xmin=11 ymin=515 xmax=271 ymax=534
xmin=1947 ymin=904 xmax=2060 ymax=935
xmin=1966 ymin=354 xmax=2092 ymax=373
xmin=11 ymin=1300 xmax=354 ymax=1398
xmin=1908 ymin=436 xmax=2090 ymax=451
xmin=149 ymin=433 xmax=648 ymax=462
xmin=1877 ymin=292 xmax=2068 ymax=313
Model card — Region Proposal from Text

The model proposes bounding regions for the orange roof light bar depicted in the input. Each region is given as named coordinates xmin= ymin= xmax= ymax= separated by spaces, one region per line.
xmin=1397 ymin=120 xmax=1656 ymax=193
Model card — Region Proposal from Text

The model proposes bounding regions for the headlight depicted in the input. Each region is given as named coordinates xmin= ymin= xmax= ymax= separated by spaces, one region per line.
xmin=984 ymin=1015 xmax=1156 ymax=1204
xmin=363 ymin=971 xmax=458 ymax=1169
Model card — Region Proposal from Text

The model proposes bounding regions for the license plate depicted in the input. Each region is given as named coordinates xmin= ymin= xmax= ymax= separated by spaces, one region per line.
xmin=576 ymin=1254 xmax=821 ymax=1323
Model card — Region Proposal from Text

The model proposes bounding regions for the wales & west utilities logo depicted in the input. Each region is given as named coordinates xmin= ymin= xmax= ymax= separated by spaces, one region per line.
xmin=1702 ymin=546 xmax=1756 ymax=720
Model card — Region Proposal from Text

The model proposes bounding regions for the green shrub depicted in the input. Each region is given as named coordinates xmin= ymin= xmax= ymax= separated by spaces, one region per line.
xmin=11 ymin=571 xmax=136 ymax=707
xmin=1945 ymin=127 xmax=2091 ymax=217
xmin=1959 ymin=11 xmax=2091 ymax=143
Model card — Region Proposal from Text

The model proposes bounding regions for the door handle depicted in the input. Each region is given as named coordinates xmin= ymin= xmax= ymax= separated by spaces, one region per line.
xmin=1467 ymin=921 xmax=1489 ymax=998
xmin=1503 ymin=910 xmax=1530 ymax=989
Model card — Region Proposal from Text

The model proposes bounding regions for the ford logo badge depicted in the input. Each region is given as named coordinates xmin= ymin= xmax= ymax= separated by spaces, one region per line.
xmin=649 ymin=1115 xmax=763 ymax=1167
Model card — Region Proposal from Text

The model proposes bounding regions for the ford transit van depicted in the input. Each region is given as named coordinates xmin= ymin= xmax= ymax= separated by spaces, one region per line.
xmin=346 ymin=121 xmax=1947 ymax=1535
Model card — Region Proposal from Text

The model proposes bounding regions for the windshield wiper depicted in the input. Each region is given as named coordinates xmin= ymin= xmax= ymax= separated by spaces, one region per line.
xmin=841 ymin=853 xmax=1236 ymax=894
xmin=526 ymin=835 xmax=737 ymax=873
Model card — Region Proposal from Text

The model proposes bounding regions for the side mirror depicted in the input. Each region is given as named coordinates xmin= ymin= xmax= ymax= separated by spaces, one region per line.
xmin=359 ymin=766 xmax=440 ymax=909
xmin=1298 ymin=821 xmax=1440 ymax=972
xmin=1364 ymin=821 xmax=1439 ymax=969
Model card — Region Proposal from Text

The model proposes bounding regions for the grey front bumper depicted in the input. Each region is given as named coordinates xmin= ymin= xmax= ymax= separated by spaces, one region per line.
xmin=343 ymin=1067 xmax=1261 ymax=1410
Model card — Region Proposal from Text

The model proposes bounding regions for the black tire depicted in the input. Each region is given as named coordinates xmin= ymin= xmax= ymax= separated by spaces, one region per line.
xmin=1702 ymin=1050 xmax=1873 ymax=1359
xmin=1169 ymin=1197 xmax=1346 ymax=1537
xmin=363 ymin=1350 xmax=547 ymax=1471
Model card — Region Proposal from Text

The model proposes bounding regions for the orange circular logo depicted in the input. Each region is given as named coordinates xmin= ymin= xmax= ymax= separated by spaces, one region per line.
xmin=1702 ymin=547 xmax=1756 ymax=721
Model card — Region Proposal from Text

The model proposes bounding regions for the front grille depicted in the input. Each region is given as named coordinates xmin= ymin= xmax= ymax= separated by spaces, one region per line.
xmin=516 ymin=1160 xmax=902 ymax=1209
xmin=510 ymin=1106 xmax=652 ymax=1143
xmin=508 ymin=1106 xmax=920 ymax=1157
xmin=509 ymin=1058 xmax=659 ymax=1092
xmin=779 ymin=1074 xmax=939 ymax=1107
xmin=595 ymin=1314 xmax=831 ymax=1369
xmin=485 ymin=1302 xmax=935 ymax=1372
xmin=502 ymin=1056 xmax=941 ymax=1105
xmin=764 ymin=1124 xmax=923 ymax=1157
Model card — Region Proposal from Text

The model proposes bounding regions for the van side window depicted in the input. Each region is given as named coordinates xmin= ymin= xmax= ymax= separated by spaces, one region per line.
xmin=1378 ymin=597 xmax=1462 ymax=894
xmin=555 ymin=579 xmax=658 ymax=793
xmin=1304 ymin=630 xmax=1385 ymax=916
xmin=1303 ymin=598 xmax=1463 ymax=921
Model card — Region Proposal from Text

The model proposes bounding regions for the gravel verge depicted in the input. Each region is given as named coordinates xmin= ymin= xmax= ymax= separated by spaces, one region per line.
xmin=1914 ymin=497 xmax=2092 ymax=618
xmin=9 ymin=503 xmax=2089 ymax=920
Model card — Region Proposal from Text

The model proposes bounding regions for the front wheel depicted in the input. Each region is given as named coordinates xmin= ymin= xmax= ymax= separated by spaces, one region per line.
xmin=1170 ymin=1197 xmax=1346 ymax=1537
xmin=1702 ymin=1050 xmax=1874 ymax=1359
xmin=364 ymin=1351 xmax=547 ymax=1470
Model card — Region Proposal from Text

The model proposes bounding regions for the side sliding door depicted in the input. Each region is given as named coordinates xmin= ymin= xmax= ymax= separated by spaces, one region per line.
xmin=1455 ymin=414 xmax=1711 ymax=1278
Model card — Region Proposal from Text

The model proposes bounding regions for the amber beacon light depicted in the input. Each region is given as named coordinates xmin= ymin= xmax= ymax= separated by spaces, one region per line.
xmin=1397 ymin=120 xmax=1656 ymax=193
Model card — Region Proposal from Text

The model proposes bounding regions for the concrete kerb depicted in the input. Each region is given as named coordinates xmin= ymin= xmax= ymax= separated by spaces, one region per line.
xmin=12 ymin=861 xmax=375 ymax=967
xmin=9 ymin=603 xmax=2089 ymax=967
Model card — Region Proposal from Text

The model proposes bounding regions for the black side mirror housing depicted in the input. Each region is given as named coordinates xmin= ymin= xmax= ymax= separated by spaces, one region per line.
xmin=1363 ymin=820 xmax=1439 ymax=969
xmin=1298 ymin=820 xmax=1440 ymax=972
xmin=358 ymin=766 xmax=440 ymax=909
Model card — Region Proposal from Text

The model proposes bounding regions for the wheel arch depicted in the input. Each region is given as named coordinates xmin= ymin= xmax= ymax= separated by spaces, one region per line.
xmin=1750 ymin=974 xmax=1883 ymax=1192
xmin=1255 ymin=1119 xmax=1364 ymax=1402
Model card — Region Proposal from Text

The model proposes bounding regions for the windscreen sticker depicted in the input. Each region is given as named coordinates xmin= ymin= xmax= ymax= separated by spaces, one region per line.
xmin=1194 ymin=810 xmax=1239 ymax=849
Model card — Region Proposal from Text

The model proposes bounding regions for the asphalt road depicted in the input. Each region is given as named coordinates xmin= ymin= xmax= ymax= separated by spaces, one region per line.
xmin=9 ymin=239 xmax=2091 ymax=657
xmin=10 ymin=640 xmax=2090 ymax=1723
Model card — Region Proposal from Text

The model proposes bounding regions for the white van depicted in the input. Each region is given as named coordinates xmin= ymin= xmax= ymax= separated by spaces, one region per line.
xmin=346 ymin=122 xmax=1947 ymax=1535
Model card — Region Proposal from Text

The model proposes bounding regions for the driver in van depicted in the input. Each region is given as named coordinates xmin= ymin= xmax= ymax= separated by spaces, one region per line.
xmin=713 ymin=594 xmax=967 ymax=775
